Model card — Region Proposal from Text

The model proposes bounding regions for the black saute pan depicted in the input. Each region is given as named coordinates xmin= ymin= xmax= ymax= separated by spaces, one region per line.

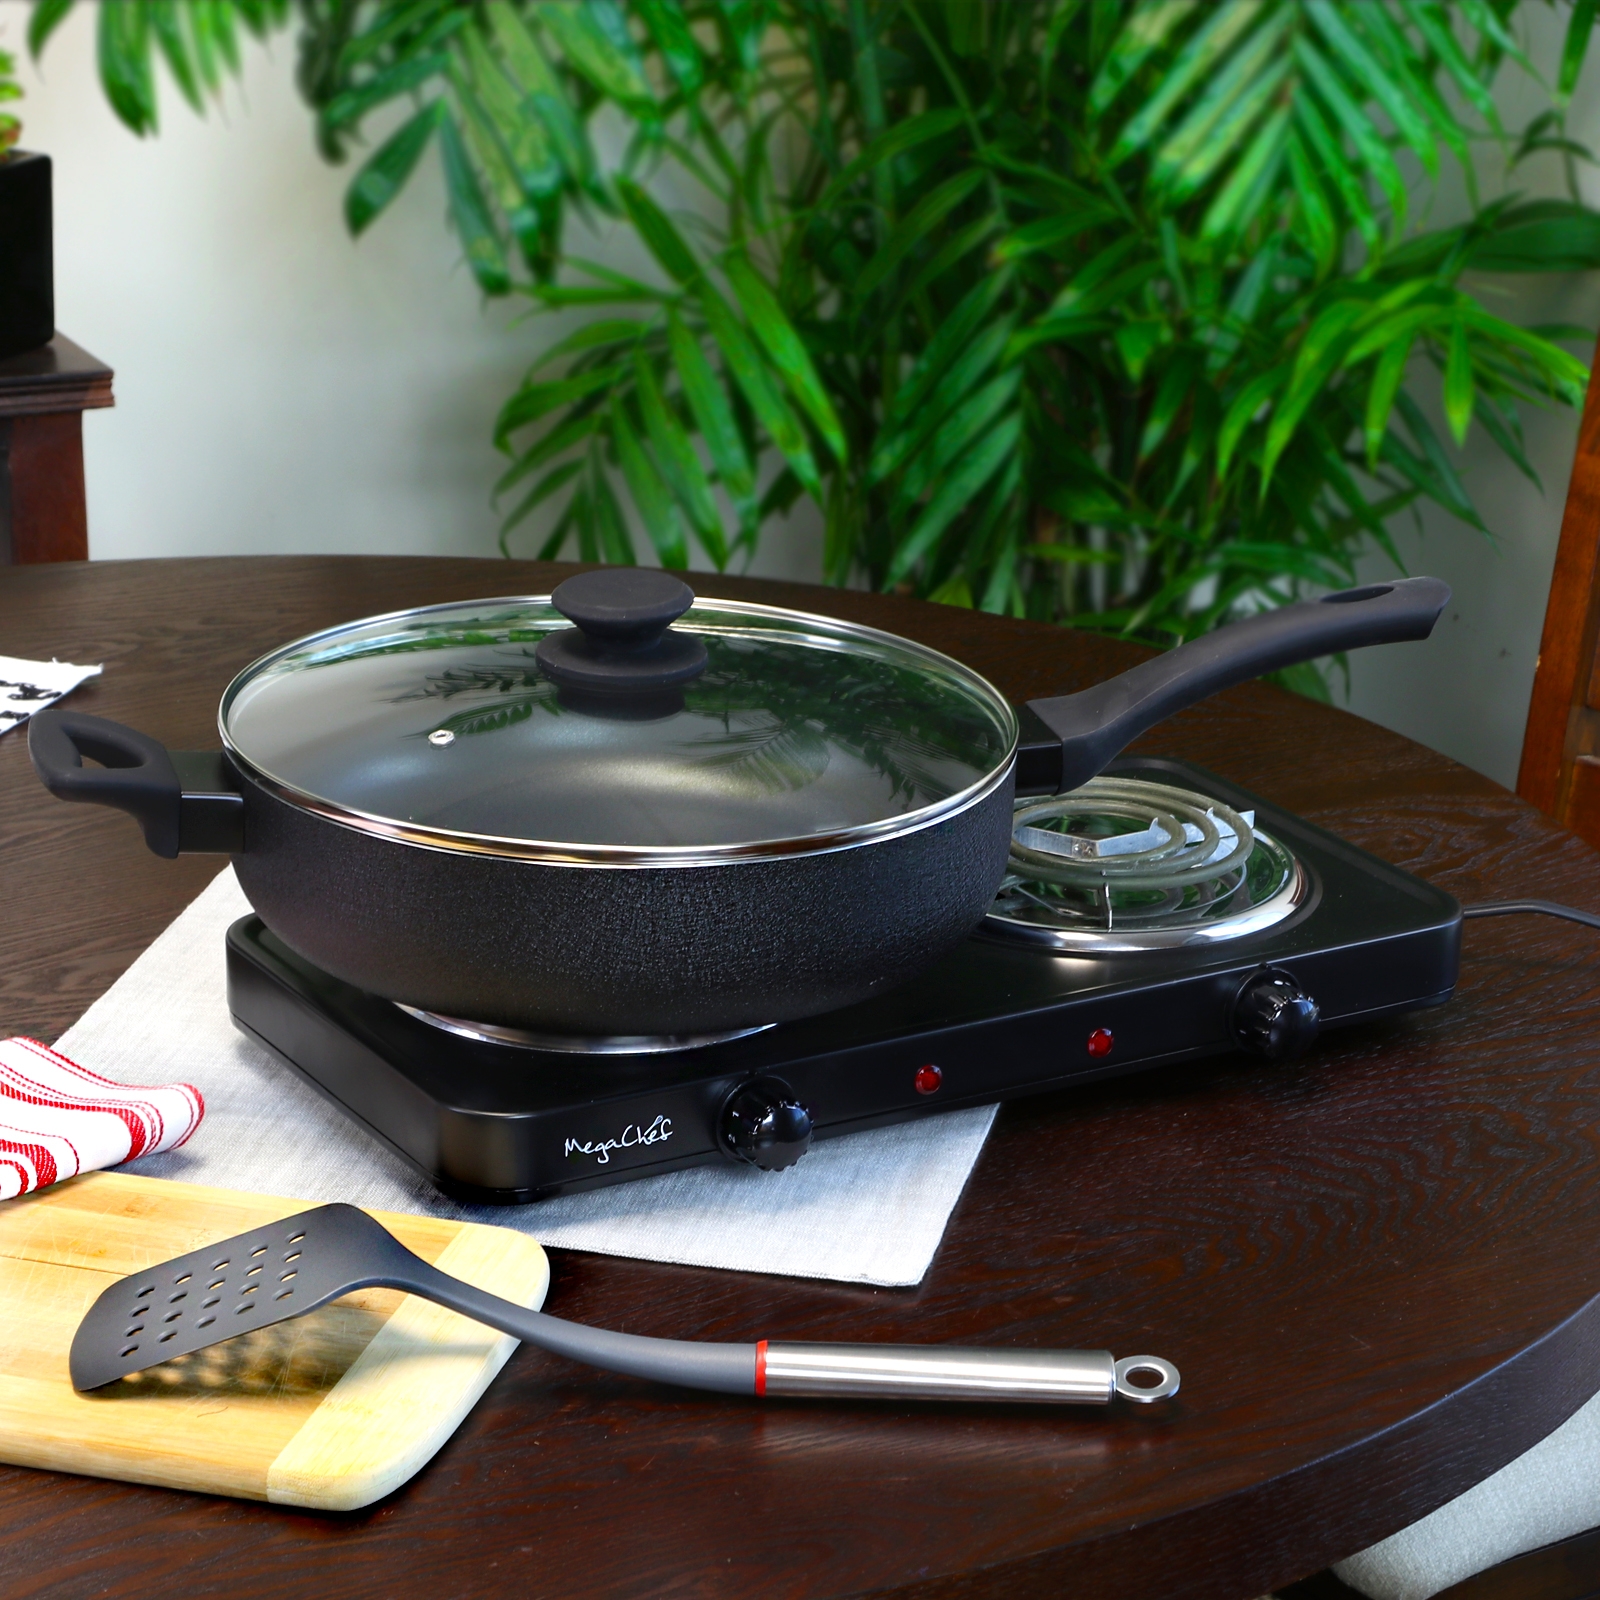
xmin=30 ymin=570 xmax=1448 ymax=1039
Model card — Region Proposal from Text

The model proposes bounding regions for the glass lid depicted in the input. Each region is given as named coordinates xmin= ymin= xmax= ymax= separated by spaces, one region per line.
xmin=219 ymin=572 xmax=1017 ymax=863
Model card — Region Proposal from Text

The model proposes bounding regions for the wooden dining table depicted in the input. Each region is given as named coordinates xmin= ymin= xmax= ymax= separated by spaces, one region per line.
xmin=4 ymin=555 xmax=1600 ymax=1600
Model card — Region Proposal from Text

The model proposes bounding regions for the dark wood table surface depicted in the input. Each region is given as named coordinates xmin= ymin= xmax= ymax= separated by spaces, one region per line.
xmin=4 ymin=556 xmax=1600 ymax=1600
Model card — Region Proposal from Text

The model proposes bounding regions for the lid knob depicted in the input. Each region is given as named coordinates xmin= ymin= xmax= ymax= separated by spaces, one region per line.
xmin=535 ymin=568 xmax=708 ymax=692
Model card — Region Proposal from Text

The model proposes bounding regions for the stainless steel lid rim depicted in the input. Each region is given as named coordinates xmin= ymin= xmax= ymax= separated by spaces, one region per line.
xmin=228 ymin=744 xmax=1019 ymax=867
xmin=220 ymin=592 xmax=1001 ymax=682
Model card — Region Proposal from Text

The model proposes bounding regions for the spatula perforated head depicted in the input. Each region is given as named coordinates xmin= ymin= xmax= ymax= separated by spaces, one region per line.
xmin=70 ymin=1202 xmax=410 ymax=1391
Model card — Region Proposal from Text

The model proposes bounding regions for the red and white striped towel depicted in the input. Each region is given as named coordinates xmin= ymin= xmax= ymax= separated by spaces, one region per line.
xmin=0 ymin=1037 xmax=203 ymax=1200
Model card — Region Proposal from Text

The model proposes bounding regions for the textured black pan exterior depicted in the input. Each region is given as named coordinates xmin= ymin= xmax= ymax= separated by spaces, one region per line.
xmin=230 ymin=762 xmax=1016 ymax=1035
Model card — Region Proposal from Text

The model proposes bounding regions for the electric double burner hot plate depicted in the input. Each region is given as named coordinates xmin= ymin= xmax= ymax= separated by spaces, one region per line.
xmin=227 ymin=757 xmax=1461 ymax=1204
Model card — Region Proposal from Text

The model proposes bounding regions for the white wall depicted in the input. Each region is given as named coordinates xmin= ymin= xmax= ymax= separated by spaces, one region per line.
xmin=1341 ymin=6 xmax=1600 ymax=788
xmin=7 ymin=2 xmax=1600 ymax=786
xmin=4 ymin=2 xmax=823 ymax=579
xmin=1344 ymin=345 xmax=1599 ymax=790
xmin=10 ymin=5 xmax=520 ymax=562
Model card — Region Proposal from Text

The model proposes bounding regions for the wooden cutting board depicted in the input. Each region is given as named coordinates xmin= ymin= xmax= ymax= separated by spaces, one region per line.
xmin=0 ymin=1170 xmax=548 ymax=1510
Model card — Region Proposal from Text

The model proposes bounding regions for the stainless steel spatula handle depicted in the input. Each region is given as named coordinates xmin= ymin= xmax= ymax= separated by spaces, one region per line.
xmin=397 ymin=1258 xmax=1178 ymax=1404
xmin=70 ymin=1203 xmax=1180 ymax=1407
xmin=757 ymin=1343 xmax=1178 ymax=1403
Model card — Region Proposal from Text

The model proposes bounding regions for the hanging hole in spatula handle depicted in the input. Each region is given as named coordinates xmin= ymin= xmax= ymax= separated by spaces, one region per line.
xmin=1114 ymin=1355 xmax=1181 ymax=1403
xmin=1016 ymin=576 xmax=1451 ymax=795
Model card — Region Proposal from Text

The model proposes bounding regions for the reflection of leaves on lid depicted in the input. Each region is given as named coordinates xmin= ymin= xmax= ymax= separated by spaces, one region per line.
xmin=686 ymin=721 xmax=831 ymax=794
xmin=429 ymin=696 xmax=553 ymax=738
xmin=395 ymin=658 xmax=561 ymax=738
xmin=686 ymin=637 xmax=1004 ymax=804
xmin=288 ymin=617 xmax=554 ymax=671
xmin=373 ymin=628 xmax=1006 ymax=803
xmin=395 ymin=659 xmax=549 ymax=701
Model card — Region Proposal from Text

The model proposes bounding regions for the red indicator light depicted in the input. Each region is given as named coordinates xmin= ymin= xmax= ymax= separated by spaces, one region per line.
xmin=913 ymin=1063 xmax=943 ymax=1095
xmin=1086 ymin=1028 xmax=1114 ymax=1059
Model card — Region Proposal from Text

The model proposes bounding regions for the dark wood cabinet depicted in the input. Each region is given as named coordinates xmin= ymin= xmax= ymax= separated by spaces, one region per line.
xmin=0 ymin=334 xmax=113 ymax=564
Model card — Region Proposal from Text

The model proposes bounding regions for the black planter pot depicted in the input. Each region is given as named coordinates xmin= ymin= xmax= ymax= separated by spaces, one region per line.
xmin=0 ymin=151 xmax=52 ymax=359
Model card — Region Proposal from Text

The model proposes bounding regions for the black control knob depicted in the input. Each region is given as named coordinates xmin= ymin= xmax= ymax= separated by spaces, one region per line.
xmin=718 ymin=1078 xmax=813 ymax=1171
xmin=1230 ymin=967 xmax=1320 ymax=1061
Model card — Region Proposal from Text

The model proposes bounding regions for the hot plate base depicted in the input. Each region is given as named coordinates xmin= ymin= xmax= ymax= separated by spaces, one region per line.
xmin=225 ymin=761 xmax=1461 ymax=1203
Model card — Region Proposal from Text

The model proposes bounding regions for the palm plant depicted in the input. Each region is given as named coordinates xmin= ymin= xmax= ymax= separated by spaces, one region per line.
xmin=31 ymin=1 xmax=1600 ymax=693
xmin=0 ymin=36 xmax=23 ymax=150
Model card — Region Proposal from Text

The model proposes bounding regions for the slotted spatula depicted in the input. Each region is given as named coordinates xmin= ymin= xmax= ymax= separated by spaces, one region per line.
xmin=71 ymin=1203 xmax=1179 ymax=1406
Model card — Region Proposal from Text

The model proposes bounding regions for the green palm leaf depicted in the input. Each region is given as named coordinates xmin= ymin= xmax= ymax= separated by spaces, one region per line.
xmin=35 ymin=0 xmax=1600 ymax=678
xmin=723 ymin=252 xmax=847 ymax=463
xmin=345 ymin=101 xmax=440 ymax=235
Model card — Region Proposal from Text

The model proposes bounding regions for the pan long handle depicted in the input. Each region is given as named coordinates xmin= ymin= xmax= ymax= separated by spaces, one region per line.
xmin=1015 ymin=577 xmax=1451 ymax=795
xmin=29 ymin=710 xmax=245 ymax=856
xmin=396 ymin=1255 xmax=1178 ymax=1406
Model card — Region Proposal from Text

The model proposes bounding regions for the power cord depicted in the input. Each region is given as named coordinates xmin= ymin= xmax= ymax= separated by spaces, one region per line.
xmin=1461 ymin=900 xmax=1600 ymax=932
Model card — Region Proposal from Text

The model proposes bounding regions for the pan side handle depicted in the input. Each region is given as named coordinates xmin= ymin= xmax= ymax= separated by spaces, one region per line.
xmin=28 ymin=710 xmax=244 ymax=858
xmin=1016 ymin=576 xmax=1451 ymax=795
